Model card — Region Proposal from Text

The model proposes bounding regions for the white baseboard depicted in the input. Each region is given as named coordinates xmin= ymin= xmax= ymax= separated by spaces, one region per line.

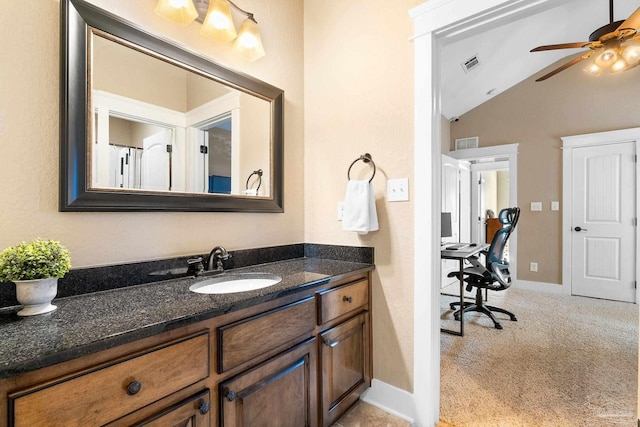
xmin=360 ymin=379 xmax=416 ymax=425
xmin=513 ymin=279 xmax=564 ymax=294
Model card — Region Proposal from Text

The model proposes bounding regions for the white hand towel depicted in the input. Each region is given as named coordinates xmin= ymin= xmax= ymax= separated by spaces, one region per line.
xmin=342 ymin=180 xmax=379 ymax=234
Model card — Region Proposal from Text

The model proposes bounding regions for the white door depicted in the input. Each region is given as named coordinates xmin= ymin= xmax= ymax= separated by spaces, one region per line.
xmin=141 ymin=129 xmax=172 ymax=191
xmin=571 ymin=141 xmax=636 ymax=302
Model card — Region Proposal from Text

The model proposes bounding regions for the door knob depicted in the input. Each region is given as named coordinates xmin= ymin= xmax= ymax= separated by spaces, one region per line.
xmin=574 ymin=226 xmax=588 ymax=232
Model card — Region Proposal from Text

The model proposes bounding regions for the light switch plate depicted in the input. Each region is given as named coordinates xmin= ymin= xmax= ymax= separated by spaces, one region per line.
xmin=530 ymin=202 xmax=542 ymax=211
xmin=551 ymin=201 xmax=560 ymax=211
xmin=387 ymin=178 xmax=409 ymax=202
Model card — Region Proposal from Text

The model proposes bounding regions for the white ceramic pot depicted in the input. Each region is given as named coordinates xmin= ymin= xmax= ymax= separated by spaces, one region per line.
xmin=14 ymin=278 xmax=58 ymax=316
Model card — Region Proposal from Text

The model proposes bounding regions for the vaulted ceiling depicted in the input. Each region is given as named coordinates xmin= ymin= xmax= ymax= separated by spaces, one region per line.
xmin=440 ymin=0 xmax=640 ymax=120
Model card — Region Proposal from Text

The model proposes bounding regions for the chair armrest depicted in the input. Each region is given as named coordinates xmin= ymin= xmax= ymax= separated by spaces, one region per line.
xmin=490 ymin=261 xmax=512 ymax=288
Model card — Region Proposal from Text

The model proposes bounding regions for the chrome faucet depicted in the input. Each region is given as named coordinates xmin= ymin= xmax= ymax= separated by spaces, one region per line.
xmin=208 ymin=246 xmax=232 ymax=271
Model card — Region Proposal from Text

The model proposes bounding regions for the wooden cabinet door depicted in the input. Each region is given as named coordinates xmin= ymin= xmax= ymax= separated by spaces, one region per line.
xmin=132 ymin=389 xmax=211 ymax=427
xmin=320 ymin=313 xmax=370 ymax=427
xmin=220 ymin=338 xmax=318 ymax=427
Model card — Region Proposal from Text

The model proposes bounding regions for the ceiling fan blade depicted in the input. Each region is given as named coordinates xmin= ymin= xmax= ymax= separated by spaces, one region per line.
xmin=617 ymin=7 xmax=640 ymax=32
xmin=530 ymin=42 xmax=590 ymax=52
xmin=535 ymin=52 xmax=595 ymax=82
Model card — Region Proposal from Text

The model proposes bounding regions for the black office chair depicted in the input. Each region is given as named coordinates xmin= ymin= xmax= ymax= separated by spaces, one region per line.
xmin=448 ymin=207 xmax=521 ymax=330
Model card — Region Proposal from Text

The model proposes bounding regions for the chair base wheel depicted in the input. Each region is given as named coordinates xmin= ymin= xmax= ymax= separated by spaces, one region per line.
xmin=450 ymin=295 xmax=517 ymax=330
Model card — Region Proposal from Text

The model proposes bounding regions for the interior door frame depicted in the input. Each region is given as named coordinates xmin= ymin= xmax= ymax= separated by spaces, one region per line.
xmin=449 ymin=145 xmax=518 ymax=282
xmin=561 ymin=127 xmax=640 ymax=300
xmin=410 ymin=0 xmax=573 ymax=424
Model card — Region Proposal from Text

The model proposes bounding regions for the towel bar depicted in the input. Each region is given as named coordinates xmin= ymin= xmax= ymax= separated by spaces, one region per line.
xmin=246 ymin=169 xmax=263 ymax=192
xmin=347 ymin=153 xmax=376 ymax=183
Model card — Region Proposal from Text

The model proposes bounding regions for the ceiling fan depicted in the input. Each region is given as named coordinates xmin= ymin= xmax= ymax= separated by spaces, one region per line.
xmin=530 ymin=0 xmax=640 ymax=81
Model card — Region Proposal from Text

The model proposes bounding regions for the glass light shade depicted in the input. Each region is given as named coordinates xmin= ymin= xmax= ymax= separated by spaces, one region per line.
xmin=155 ymin=0 xmax=198 ymax=26
xmin=233 ymin=18 xmax=266 ymax=61
xmin=594 ymin=48 xmax=619 ymax=68
xmin=621 ymin=44 xmax=640 ymax=65
xmin=200 ymin=0 xmax=237 ymax=42
xmin=584 ymin=63 xmax=602 ymax=76
xmin=610 ymin=58 xmax=629 ymax=73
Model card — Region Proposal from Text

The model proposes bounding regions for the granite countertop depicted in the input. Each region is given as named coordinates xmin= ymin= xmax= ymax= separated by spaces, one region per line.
xmin=0 ymin=257 xmax=373 ymax=379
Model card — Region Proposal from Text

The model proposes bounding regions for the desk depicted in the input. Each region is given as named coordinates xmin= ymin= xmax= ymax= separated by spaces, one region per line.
xmin=441 ymin=244 xmax=489 ymax=336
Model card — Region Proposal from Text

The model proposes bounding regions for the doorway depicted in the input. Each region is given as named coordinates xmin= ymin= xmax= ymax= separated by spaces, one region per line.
xmin=411 ymin=1 xmax=597 ymax=424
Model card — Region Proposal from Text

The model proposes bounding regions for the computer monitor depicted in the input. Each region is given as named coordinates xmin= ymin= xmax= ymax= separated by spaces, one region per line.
xmin=441 ymin=212 xmax=453 ymax=238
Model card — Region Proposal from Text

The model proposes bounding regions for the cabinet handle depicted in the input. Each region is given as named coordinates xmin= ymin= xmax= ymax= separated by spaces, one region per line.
xmin=126 ymin=381 xmax=142 ymax=396
xmin=223 ymin=387 xmax=237 ymax=402
xmin=199 ymin=400 xmax=211 ymax=415
xmin=343 ymin=296 xmax=353 ymax=303
xmin=323 ymin=337 xmax=339 ymax=348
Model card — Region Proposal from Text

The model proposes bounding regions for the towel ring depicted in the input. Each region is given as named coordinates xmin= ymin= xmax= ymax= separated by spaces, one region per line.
xmin=246 ymin=169 xmax=263 ymax=192
xmin=347 ymin=153 xmax=376 ymax=183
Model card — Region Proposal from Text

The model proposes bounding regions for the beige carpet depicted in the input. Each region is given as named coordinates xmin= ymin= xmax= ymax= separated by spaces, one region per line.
xmin=440 ymin=287 xmax=638 ymax=427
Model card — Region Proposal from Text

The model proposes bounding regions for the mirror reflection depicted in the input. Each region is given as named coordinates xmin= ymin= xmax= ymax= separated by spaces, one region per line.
xmin=90 ymin=32 xmax=271 ymax=197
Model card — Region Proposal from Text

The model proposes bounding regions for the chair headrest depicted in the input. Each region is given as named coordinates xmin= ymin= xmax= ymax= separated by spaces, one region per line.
xmin=498 ymin=207 xmax=520 ymax=226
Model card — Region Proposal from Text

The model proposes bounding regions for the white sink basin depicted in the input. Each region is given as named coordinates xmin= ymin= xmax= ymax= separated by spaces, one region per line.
xmin=189 ymin=273 xmax=282 ymax=294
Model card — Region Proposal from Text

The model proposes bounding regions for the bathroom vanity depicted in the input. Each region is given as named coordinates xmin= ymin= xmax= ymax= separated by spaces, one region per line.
xmin=0 ymin=256 xmax=373 ymax=426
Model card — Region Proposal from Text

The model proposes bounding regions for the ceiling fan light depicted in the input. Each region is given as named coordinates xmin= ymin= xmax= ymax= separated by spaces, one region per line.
xmin=155 ymin=0 xmax=198 ymax=26
xmin=610 ymin=58 xmax=629 ymax=73
xmin=584 ymin=63 xmax=602 ymax=76
xmin=200 ymin=0 xmax=237 ymax=42
xmin=621 ymin=45 xmax=640 ymax=65
xmin=594 ymin=48 xmax=618 ymax=68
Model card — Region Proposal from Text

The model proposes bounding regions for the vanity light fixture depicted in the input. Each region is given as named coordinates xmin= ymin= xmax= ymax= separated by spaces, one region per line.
xmin=155 ymin=0 xmax=265 ymax=61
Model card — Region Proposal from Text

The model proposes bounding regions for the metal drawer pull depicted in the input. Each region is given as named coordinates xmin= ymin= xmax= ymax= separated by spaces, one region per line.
xmin=224 ymin=387 xmax=237 ymax=402
xmin=343 ymin=296 xmax=353 ymax=303
xmin=126 ymin=381 xmax=142 ymax=396
xmin=323 ymin=338 xmax=340 ymax=348
xmin=199 ymin=400 xmax=210 ymax=415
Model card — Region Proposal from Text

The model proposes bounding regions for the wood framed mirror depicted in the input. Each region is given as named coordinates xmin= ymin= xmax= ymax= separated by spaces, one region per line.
xmin=60 ymin=0 xmax=283 ymax=212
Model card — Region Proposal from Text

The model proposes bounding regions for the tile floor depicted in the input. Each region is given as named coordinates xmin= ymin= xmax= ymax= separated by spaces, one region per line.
xmin=332 ymin=401 xmax=455 ymax=427
xmin=332 ymin=401 xmax=411 ymax=427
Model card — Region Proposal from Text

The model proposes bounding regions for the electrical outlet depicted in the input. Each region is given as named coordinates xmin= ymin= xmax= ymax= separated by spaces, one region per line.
xmin=337 ymin=201 xmax=344 ymax=221
xmin=530 ymin=262 xmax=538 ymax=272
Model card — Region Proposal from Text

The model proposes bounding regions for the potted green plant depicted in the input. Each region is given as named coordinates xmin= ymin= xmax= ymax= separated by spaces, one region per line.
xmin=0 ymin=238 xmax=71 ymax=316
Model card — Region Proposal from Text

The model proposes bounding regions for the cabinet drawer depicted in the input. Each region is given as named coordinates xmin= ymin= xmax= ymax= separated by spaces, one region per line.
xmin=10 ymin=331 xmax=210 ymax=427
xmin=218 ymin=297 xmax=315 ymax=373
xmin=316 ymin=279 xmax=368 ymax=325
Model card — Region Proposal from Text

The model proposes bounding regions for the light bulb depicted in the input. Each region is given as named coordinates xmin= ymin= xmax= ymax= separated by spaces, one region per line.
xmin=594 ymin=48 xmax=619 ymax=68
xmin=233 ymin=17 xmax=265 ymax=61
xmin=155 ymin=0 xmax=198 ymax=26
xmin=622 ymin=45 xmax=640 ymax=65
xmin=610 ymin=58 xmax=628 ymax=73
xmin=200 ymin=0 xmax=237 ymax=42
xmin=584 ymin=63 xmax=602 ymax=76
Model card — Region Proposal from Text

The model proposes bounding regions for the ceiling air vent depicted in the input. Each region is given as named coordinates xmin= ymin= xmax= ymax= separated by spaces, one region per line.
xmin=455 ymin=136 xmax=479 ymax=150
xmin=461 ymin=55 xmax=480 ymax=73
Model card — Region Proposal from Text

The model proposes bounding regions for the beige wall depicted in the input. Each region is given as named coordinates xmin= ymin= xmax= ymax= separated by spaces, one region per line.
xmin=93 ymin=34 xmax=189 ymax=112
xmin=0 ymin=0 xmax=304 ymax=267
xmin=239 ymin=93 xmax=270 ymax=195
xmin=3 ymin=0 xmax=420 ymax=395
xmin=304 ymin=0 xmax=421 ymax=392
xmin=451 ymin=55 xmax=640 ymax=284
